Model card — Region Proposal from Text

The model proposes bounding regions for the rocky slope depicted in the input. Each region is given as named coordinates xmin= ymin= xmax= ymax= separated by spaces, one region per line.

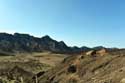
xmin=0 ymin=52 xmax=67 ymax=83
xmin=1 ymin=49 xmax=125 ymax=83
xmin=35 ymin=49 xmax=125 ymax=83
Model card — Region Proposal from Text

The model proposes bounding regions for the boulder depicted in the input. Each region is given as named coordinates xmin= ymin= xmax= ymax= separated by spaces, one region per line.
xmin=96 ymin=48 xmax=107 ymax=56
xmin=86 ymin=50 xmax=96 ymax=56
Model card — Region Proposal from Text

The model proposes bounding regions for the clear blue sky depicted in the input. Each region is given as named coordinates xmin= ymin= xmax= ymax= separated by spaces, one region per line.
xmin=0 ymin=0 xmax=125 ymax=48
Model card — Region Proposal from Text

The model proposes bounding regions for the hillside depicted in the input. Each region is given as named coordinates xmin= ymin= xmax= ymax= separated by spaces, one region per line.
xmin=0 ymin=49 xmax=125 ymax=83
xmin=36 ymin=49 xmax=125 ymax=83
xmin=0 ymin=52 xmax=67 ymax=83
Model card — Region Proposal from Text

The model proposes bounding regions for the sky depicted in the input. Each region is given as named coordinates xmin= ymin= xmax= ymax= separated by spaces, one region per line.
xmin=0 ymin=0 xmax=125 ymax=48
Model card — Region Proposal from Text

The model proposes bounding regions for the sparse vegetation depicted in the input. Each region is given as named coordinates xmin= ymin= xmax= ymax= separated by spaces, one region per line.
xmin=0 ymin=33 xmax=124 ymax=83
xmin=0 ymin=52 xmax=66 ymax=83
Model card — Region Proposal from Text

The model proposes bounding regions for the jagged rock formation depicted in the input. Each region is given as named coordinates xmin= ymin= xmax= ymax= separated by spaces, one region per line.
xmin=0 ymin=33 xmax=79 ymax=54
xmin=0 ymin=33 xmax=93 ymax=55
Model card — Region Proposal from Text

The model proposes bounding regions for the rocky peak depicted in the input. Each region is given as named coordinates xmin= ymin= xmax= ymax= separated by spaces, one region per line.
xmin=41 ymin=35 xmax=53 ymax=41
xmin=59 ymin=41 xmax=67 ymax=47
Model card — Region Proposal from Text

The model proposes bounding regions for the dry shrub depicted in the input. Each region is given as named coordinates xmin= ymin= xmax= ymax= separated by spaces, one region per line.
xmin=67 ymin=74 xmax=80 ymax=83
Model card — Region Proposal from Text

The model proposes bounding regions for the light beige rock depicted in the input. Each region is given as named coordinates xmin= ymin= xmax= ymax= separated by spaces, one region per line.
xmin=97 ymin=48 xmax=107 ymax=56
xmin=120 ymin=78 xmax=125 ymax=83
xmin=86 ymin=50 xmax=96 ymax=56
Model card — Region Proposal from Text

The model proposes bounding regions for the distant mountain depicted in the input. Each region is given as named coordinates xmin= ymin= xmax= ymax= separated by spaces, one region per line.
xmin=0 ymin=33 xmax=70 ymax=54
xmin=0 ymin=33 xmax=86 ymax=54
xmin=0 ymin=33 xmax=119 ymax=55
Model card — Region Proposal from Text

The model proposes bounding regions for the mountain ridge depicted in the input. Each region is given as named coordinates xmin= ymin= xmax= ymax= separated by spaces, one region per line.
xmin=0 ymin=32 xmax=119 ymax=55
